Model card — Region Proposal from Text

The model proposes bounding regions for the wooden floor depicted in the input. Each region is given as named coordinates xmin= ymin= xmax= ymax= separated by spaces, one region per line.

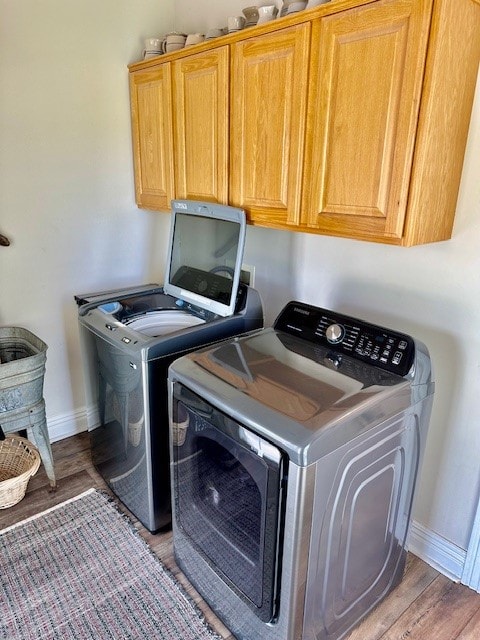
xmin=1 ymin=432 xmax=480 ymax=639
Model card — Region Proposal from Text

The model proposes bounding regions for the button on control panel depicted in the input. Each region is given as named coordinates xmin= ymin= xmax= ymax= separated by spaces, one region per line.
xmin=274 ymin=302 xmax=415 ymax=377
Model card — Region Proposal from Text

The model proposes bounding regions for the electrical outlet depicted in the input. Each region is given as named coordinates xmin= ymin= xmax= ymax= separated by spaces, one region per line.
xmin=240 ymin=264 xmax=255 ymax=287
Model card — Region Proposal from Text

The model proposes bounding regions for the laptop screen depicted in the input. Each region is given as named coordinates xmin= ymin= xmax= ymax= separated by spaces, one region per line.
xmin=163 ymin=200 xmax=246 ymax=317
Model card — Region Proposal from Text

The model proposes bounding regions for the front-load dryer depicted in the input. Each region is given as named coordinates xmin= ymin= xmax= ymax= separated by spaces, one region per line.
xmin=76 ymin=200 xmax=263 ymax=532
xmin=168 ymin=300 xmax=434 ymax=640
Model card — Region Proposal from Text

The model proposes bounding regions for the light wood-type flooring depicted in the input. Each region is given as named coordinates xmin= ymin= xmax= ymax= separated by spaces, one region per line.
xmin=1 ymin=432 xmax=480 ymax=639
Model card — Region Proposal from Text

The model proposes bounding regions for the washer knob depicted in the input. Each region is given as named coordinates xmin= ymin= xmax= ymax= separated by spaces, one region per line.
xmin=326 ymin=352 xmax=342 ymax=368
xmin=326 ymin=323 xmax=345 ymax=344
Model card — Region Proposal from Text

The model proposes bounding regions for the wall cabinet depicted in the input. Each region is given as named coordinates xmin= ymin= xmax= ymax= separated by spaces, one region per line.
xmin=128 ymin=0 xmax=480 ymax=246
xmin=172 ymin=47 xmax=229 ymax=203
xmin=129 ymin=64 xmax=174 ymax=211
xmin=303 ymin=0 xmax=433 ymax=242
xmin=229 ymin=24 xmax=310 ymax=227
xmin=130 ymin=48 xmax=228 ymax=208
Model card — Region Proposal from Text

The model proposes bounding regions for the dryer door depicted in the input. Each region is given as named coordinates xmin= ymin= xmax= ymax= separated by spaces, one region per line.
xmin=171 ymin=383 xmax=286 ymax=622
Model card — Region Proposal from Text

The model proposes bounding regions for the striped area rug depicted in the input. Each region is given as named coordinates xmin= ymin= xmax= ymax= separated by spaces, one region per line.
xmin=0 ymin=489 xmax=223 ymax=640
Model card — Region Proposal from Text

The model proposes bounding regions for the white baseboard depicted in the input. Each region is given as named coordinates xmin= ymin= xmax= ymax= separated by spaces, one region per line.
xmin=46 ymin=405 xmax=96 ymax=443
xmin=46 ymin=406 xmax=472 ymax=587
xmin=461 ymin=500 xmax=480 ymax=592
xmin=407 ymin=520 xmax=466 ymax=583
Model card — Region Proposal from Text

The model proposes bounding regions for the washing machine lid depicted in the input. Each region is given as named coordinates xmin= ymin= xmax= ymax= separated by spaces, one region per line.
xmin=187 ymin=328 xmax=406 ymax=423
xmin=125 ymin=310 xmax=205 ymax=337
xmin=163 ymin=200 xmax=246 ymax=318
xmin=172 ymin=328 xmax=413 ymax=465
xmin=170 ymin=301 xmax=433 ymax=464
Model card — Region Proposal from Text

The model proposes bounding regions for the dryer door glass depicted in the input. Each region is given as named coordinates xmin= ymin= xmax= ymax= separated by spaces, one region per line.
xmin=171 ymin=383 xmax=285 ymax=622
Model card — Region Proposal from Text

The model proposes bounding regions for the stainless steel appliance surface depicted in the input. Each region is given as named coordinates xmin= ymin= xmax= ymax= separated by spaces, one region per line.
xmin=76 ymin=200 xmax=263 ymax=533
xmin=168 ymin=300 xmax=434 ymax=640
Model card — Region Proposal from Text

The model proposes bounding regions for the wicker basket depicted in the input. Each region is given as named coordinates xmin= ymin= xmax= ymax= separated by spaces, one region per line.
xmin=0 ymin=435 xmax=41 ymax=509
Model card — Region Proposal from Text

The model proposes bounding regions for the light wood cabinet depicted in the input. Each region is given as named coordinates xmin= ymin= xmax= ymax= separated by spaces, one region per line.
xmin=129 ymin=65 xmax=174 ymax=211
xmin=229 ymin=25 xmax=310 ymax=227
xmin=301 ymin=0 xmax=480 ymax=245
xmin=302 ymin=0 xmax=433 ymax=242
xmin=172 ymin=47 xmax=229 ymax=203
xmin=128 ymin=0 xmax=480 ymax=246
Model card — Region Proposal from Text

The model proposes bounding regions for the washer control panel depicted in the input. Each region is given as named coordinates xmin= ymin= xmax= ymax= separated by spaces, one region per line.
xmin=274 ymin=301 xmax=415 ymax=377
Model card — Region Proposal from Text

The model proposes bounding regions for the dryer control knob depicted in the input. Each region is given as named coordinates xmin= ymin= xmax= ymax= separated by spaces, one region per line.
xmin=326 ymin=323 xmax=345 ymax=344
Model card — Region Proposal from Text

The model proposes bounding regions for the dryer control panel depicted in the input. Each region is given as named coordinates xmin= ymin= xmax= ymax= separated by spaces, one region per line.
xmin=274 ymin=301 xmax=415 ymax=377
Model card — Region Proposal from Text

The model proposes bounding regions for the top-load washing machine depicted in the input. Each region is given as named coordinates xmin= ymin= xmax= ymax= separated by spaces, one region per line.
xmin=76 ymin=200 xmax=263 ymax=532
xmin=168 ymin=300 xmax=434 ymax=640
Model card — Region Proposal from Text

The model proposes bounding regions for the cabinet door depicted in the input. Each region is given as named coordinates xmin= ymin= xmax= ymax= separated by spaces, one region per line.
xmin=129 ymin=65 xmax=174 ymax=211
xmin=302 ymin=0 xmax=433 ymax=243
xmin=230 ymin=25 xmax=310 ymax=228
xmin=173 ymin=47 xmax=229 ymax=203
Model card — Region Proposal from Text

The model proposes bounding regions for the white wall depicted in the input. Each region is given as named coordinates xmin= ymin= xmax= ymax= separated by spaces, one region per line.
xmin=174 ymin=0 xmax=283 ymax=34
xmin=0 ymin=0 xmax=294 ymax=424
xmin=0 ymin=1 xmax=175 ymax=419
xmin=1 ymin=0 xmax=479 ymax=582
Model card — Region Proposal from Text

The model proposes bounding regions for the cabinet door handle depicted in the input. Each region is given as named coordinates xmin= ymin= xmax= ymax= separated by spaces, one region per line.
xmin=0 ymin=233 xmax=10 ymax=246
